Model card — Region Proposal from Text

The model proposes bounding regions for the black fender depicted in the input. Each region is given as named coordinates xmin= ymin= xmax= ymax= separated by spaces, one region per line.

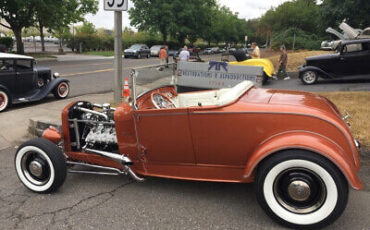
xmin=299 ymin=66 xmax=335 ymax=79
xmin=0 ymin=84 xmax=12 ymax=107
xmin=27 ymin=78 xmax=70 ymax=101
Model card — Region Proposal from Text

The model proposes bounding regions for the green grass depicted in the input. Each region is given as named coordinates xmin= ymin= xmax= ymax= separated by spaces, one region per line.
xmin=82 ymin=51 xmax=114 ymax=57
xmin=25 ymin=53 xmax=57 ymax=59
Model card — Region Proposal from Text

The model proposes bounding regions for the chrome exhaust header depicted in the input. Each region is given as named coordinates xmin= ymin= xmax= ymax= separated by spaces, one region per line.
xmin=83 ymin=147 xmax=144 ymax=182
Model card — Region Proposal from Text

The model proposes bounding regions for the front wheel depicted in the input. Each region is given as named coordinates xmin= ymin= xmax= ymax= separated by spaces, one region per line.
xmin=15 ymin=138 xmax=67 ymax=193
xmin=301 ymin=70 xmax=318 ymax=85
xmin=255 ymin=150 xmax=348 ymax=229
xmin=0 ymin=90 xmax=10 ymax=112
xmin=53 ymin=81 xmax=70 ymax=99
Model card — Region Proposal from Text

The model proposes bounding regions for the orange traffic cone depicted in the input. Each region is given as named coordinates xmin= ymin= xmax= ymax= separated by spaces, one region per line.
xmin=122 ymin=77 xmax=130 ymax=99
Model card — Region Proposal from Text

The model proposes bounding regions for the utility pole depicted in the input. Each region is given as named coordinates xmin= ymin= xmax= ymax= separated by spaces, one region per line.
xmin=104 ymin=0 xmax=128 ymax=104
xmin=114 ymin=11 xmax=123 ymax=104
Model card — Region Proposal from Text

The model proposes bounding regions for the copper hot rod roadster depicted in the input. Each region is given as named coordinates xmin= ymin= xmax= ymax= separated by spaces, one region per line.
xmin=15 ymin=74 xmax=362 ymax=228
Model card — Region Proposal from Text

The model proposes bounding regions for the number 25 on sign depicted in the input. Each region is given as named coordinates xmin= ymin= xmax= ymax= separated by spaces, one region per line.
xmin=104 ymin=0 xmax=128 ymax=11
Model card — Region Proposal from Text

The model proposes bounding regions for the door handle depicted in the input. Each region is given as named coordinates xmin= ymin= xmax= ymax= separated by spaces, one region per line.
xmin=16 ymin=72 xmax=20 ymax=75
xmin=340 ymin=57 xmax=345 ymax=60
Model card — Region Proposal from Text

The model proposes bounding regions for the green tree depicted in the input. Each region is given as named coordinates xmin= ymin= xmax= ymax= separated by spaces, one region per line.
xmin=320 ymin=0 xmax=370 ymax=29
xmin=0 ymin=0 xmax=38 ymax=53
xmin=129 ymin=0 xmax=172 ymax=44
xmin=76 ymin=21 xmax=96 ymax=34
xmin=34 ymin=0 xmax=61 ymax=52
xmin=48 ymin=0 xmax=98 ymax=52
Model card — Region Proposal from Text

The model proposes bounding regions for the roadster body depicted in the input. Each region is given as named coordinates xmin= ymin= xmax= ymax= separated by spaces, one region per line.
xmin=0 ymin=53 xmax=70 ymax=112
xmin=15 ymin=79 xmax=362 ymax=229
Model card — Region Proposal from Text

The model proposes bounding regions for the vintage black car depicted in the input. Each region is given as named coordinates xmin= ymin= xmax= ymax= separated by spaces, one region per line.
xmin=299 ymin=39 xmax=370 ymax=84
xmin=123 ymin=44 xmax=150 ymax=59
xmin=0 ymin=53 xmax=70 ymax=112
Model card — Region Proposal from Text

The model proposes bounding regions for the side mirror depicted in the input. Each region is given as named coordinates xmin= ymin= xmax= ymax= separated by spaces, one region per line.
xmin=53 ymin=72 xmax=60 ymax=78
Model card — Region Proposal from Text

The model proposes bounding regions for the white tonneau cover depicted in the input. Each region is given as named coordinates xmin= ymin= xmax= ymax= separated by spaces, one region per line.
xmin=0 ymin=53 xmax=34 ymax=60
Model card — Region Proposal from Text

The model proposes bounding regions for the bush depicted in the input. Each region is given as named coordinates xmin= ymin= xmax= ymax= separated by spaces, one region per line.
xmin=271 ymin=28 xmax=321 ymax=50
xmin=0 ymin=37 xmax=14 ymax=51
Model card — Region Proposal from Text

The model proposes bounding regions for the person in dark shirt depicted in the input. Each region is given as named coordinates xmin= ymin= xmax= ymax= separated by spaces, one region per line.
xmin=277 ymin=45 xmax=290 ymax=80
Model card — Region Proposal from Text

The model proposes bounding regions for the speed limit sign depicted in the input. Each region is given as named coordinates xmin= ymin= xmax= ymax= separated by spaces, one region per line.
xmin=104 ymin=0 xmax=128 ymax=11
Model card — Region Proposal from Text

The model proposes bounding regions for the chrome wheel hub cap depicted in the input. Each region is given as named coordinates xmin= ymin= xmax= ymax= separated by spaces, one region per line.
xmin=288 ymin=180 xmax=311 ymax=202
xmin=29 ymin=160 xmax=43 ymax=177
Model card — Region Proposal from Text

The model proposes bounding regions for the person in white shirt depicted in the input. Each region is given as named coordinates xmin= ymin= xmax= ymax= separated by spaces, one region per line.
xmin=178 ymin=46 xmax=190 ymax=61
xmin=250 ymin=42 xmax=261 ymax=58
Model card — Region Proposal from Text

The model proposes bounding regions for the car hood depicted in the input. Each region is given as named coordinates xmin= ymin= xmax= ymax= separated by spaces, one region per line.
xmin=306 ymin=53 xmax=338 ymax=62
xmin=124 ymin=49 xmax=137 ymax=52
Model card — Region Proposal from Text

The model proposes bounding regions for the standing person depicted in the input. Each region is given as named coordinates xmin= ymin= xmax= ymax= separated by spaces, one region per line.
xmin=250 ymin=42 xmax=261 ymax=58
xmin=179 ymin=45 xmax=190 ymax=62
xmin=158 ymin=46 xmax=167 ymax=71
xmin=277 ymin=45 xmax=290 ymax=80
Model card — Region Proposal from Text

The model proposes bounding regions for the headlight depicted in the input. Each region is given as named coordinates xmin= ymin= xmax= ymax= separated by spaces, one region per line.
xmin=53 ymin=72 xmax=60 ymax=78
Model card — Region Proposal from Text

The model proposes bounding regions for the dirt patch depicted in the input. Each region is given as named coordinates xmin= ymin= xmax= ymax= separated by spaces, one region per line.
xmin=319 ymin=91 xmax=370 ymax=148
xmin=262 ymin=49 xmax=333 ymax=72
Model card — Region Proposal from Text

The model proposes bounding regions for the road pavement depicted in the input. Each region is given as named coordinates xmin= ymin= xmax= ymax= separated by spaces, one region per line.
xmin=1 ymin=146 xmax=370 ymax=230
xmin=35 ymin=55 xmax=370 ymax=99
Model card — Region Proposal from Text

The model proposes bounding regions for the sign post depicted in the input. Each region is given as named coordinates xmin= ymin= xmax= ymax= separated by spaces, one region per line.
xmin=104 ymin=0 xmax=128 ymax=104
xmin=244 ymin=35 xmax=248 ymax=48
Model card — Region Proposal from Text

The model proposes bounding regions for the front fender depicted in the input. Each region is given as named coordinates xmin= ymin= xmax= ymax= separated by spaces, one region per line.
xmin=243 ymin=131 xmax=363 ymax=190
xmin=299 ymin=66 xmax=334 ymax=79
xmin=28 ymin=78 xmax=70 ymax=101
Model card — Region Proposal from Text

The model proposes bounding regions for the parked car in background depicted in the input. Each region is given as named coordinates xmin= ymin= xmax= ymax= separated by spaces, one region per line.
xmin=167 ymin=49 xmax=178 ymax=57
xmin=211 ymin=47 xmax=220 ymax=53
xmin=150 ymin=45 xmax=164 ymax=57
xmin=0 ymin=53 xmax=69 ymax=112
xmin=124 ymin=44 xmax=150 ymax=59
xmin=0 ymin=44 xmax=6 ymax=53
xmin=299 ymin=39 xmax=370 ymax=84
xmin=203 ymin=48 xmax=213 ymax=55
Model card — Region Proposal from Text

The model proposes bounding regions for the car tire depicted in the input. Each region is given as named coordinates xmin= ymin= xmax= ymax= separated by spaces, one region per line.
xmin=255 ymin=150 xmax=348 ymax=229
xmin=53 ymin=82 xmax=70 ymax=99
xmin=0 ymin=90 xmax=10 ymax=112
xmin=262 ymin=73 xmax=269 ymax=85
xmin=137 ymin=54 xmax=141 ymax=59
xmin=301 ymin=71 xmax=318 ymax=85
xmin=15 ymin=138 xmax=67 ymax=193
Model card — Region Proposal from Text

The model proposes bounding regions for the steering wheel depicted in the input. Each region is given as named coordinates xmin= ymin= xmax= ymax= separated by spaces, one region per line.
xmin=151 ymin=92 xmax=176 ymax=109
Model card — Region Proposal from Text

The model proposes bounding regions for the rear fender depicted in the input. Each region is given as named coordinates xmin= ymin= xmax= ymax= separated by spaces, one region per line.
xmin=243 ymin=131 xmax=363 ymax=190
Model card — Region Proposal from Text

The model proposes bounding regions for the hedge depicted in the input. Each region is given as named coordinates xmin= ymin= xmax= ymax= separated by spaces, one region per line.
xmin=0 ymin=37 xmax=14 ymax=51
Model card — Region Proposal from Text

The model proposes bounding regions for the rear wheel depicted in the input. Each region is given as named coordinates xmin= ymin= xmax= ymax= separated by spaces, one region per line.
xmin=301 ymin=71 xmax=318 ymax=85
xmin=262 ymin=73 xmax=269 ymax=85
xmin=15 ymin=138 xmax=67 ymax=193
xmin=53 ymin=82 xmax=70 ymax=99
xmin=255 ymin=150 xmax=348 ymax=229
xmin=0 ymin=90 xmax=10 ymax=112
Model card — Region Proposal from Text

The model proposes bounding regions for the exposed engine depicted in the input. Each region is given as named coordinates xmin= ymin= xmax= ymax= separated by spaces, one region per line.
xmin=68 ymin=101 xmax=118 ymax=152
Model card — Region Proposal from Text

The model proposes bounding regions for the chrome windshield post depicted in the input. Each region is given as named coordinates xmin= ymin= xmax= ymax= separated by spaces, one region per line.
xmin=131 ymin=69 xmax=138 ymax=110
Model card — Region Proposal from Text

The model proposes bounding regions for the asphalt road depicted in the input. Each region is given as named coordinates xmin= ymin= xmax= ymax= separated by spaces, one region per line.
xmin=36 ymin=55 xmax=370 ymax=100
xmin=1 ymin=146 xmax=370 ymax=230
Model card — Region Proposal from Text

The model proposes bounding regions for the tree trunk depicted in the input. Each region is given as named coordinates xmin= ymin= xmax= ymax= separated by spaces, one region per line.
xmin=13 ymin=28 xmax=24 ymax=54
xmin=39 ymin=21 xmax=45 ymax=52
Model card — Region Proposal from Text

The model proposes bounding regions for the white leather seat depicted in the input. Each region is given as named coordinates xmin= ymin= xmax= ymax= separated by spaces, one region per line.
xmin=217 ymin=81 xmax=254 ymax=106
xmin=174 ymin=81 xmax=254 ymax=107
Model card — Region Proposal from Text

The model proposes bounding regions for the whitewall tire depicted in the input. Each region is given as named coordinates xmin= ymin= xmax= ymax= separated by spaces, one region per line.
xmin=53 ymin=82 xmax=70 ymax=99
xmin=0 ymin=90 xmax=10 ymax=112
xmin=15 ymin=138 xmax=66 ymax=193
xmin=255 ymin=150 xmax=348 ymax=229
